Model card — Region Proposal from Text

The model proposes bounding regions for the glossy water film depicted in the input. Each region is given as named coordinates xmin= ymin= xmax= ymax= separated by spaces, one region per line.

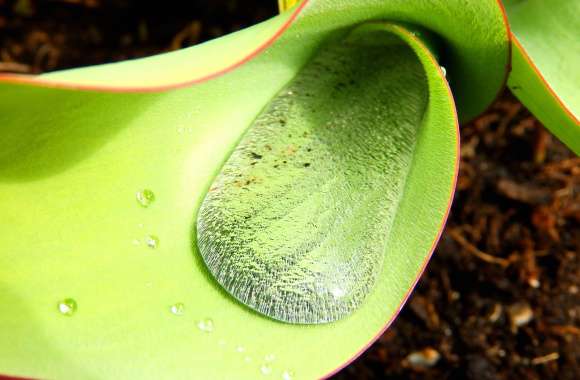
xmin=197 ymin=30 xmax=428 ymax=324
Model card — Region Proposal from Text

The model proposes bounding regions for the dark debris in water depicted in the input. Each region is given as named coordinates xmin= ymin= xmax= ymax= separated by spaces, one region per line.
xmin=250 ymin=152 xmax=263 ymax=160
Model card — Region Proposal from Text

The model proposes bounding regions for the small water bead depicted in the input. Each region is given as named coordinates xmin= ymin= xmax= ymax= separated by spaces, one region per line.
xmin=197 ymin=318 xmax=214 ymax=332
xmin=132 ymin=239 xmax=141 ymax=246
xmin=260 ymin=364 xmax=272 ymax=376
xmin=244 ymin=356 xmax=253 ymax=363
xmin=57 ymin=298 xmax=77 ymax=316
xmin=170 ymin=302 xmax=185 ymax=315
xmin=440 ymin=66 xmax=447 ymax=77
xmin=218 ymin=339 xmax=226 ymax=347
xmin=264 ymin=353 xmax=276 ymax=362
xmin=235 ymin=345 xmax=246 ymax=353
xmin=282 ymin=370 xmax=295 ymax=380
xmin=145 ymin=235 xmax=159 ymax=249
xmin=136 ymin=189 xmax=155 ymax=207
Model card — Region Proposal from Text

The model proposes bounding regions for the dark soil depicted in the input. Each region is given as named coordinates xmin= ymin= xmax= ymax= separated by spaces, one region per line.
xmin=1 ymin=1 xmax=578 ymax=379
xmin=336 ymin=96 xmax=580 ymax=380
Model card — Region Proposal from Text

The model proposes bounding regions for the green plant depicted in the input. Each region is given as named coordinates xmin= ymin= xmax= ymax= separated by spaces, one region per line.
xmin=505 ymin=0 xmax=579 ymax=152
xmin=0 ymin=0 xmax=577 ymax=379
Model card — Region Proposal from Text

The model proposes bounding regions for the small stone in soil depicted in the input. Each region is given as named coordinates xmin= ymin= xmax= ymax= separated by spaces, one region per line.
xmin=406 ymin=347 xmax=441 ymax=368
xmin=507 ymin=302 xmax=534 ymax=332
xmin=488 ymin=303 xmax=503 ymax=323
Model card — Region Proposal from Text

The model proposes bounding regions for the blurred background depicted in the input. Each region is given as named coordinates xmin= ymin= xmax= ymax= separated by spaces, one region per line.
xmin=1 ymin=0 xmax=578 ymax=378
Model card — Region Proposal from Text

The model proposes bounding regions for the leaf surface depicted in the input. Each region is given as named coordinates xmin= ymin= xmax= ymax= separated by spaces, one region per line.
xmin=0 ymin=1 xmax=509 ymax=378
xmin=504 ymin=0 xmax=580 ymax=153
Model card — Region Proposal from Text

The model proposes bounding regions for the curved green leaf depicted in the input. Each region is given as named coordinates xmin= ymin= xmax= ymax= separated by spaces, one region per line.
xmin=504 ymin=0 xmax=580 ymax=153
xmin=0 ymin=0 xmax=509 ymax=121
xmin=0 ymin=1 xmax=509 ymax=378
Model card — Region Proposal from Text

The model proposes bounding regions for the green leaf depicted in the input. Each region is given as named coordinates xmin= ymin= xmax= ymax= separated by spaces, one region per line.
xmin=0 ymin=0 xmax=509 ymax=122
xmin=0 ymin=1 xmax=509 ymax=378
xmin=504 ymin=0 xmax=580 ymax=154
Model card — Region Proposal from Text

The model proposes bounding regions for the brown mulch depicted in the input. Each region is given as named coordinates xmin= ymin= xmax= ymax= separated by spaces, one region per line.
xmin=1 ymin=1 xmax=578 ymax=379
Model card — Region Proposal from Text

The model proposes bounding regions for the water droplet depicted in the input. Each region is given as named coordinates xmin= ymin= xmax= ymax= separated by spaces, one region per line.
xmin=440 ymin=66 xmax=447 ymax=77
xmin=260 ymin=364 xmax=272 ymax=376
xmin=235 ymin=345 xmax=245 ymax=353
xmin=282 ymin=370 xmax=295 ymax=380
xmin=196 ymin=30 xmax=427 ymax=324
xmin=244 ymin=356 xmax=253 ymax=363
xmin=57 ymin=298 xmax=77 ymax=316
xmin=197 ymin=318 xmax=214 ymax=332
xmin=177 ymin=127 xmax=185 ymax=134
xmin=218 ymin=339 xmax=226 ymax=347
xmin=136 ymin=189 xmax=155 ymax=207
xmin=132 ymin=239 xmax=141 ymax=246
xmin=145 ymin=235 xmax=159 ymax=249
xmin=265 ymin=353 xmax=276 ymax=362
xmin=170 ymin=302 xmax=185 ymax=315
